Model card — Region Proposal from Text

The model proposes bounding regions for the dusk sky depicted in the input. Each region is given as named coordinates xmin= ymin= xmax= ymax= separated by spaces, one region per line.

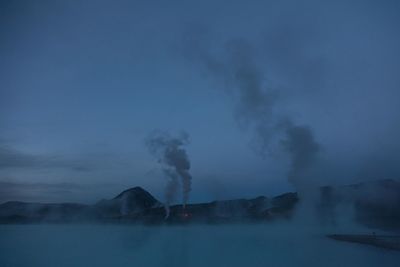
xmin=1 ymin=0 xmax=400 ymax=204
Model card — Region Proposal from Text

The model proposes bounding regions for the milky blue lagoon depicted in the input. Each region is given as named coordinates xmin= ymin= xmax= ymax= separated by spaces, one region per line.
xmin=1 ymin=224 xmax=399 ymax=267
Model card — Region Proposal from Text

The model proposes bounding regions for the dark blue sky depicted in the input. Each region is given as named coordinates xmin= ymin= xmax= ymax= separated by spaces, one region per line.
xmin=1 ymin=0 xmax=400 ymax=204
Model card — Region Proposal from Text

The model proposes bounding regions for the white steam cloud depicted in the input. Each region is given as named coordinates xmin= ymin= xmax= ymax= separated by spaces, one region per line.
xmin=146 ymin=131 xmax=192 ymax=218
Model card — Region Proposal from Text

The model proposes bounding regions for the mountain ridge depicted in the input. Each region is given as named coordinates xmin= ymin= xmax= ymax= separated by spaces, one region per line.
xmin=1 ymin=179 xmax=399 ymax=230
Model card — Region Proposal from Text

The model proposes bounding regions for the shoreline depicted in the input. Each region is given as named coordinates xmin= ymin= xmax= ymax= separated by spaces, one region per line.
xmin=327 ymin=234 xmax=400 ymax=251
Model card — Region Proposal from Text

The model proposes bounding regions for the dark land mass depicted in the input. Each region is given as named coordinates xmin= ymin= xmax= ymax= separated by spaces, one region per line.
xmin=327 ymin=234 xmax=400 ymax=251
xmin=1 ymin=179 xmax=399 ymax=230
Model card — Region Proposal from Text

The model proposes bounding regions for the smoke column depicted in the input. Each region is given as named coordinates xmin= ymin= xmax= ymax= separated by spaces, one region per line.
xmin=280 ymin=119 xmax=320 ymax=193
xmin=146 ymin=131 xmax=192 ymax=218
xmin=184 ymin=36 xmax=320 ymax=195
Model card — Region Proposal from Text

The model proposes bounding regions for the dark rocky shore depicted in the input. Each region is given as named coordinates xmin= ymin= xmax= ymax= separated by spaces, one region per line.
xmin=327 ymin=234 xmax=400 ymax=251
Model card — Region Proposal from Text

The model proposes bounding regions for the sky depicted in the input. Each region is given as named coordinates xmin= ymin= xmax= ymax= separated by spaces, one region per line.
xmin=1 ymin=0 xmax=400 ymax=204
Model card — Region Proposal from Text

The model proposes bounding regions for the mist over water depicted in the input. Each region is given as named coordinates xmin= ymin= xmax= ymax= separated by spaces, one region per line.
xmin=1 ymin=223 xmax=399 ymax=267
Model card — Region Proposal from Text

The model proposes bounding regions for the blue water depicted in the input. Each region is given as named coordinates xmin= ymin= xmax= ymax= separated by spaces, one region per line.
xmin=0 ymin=224 xmax=399 ymax=267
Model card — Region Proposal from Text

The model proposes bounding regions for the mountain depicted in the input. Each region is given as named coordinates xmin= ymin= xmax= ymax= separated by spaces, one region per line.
xmin=0 ymin=186 xmax=161 ymax=223
xmin=0 ymin=179 xmax=399 ymax=230
xmin=0 ymin=186 xmax=298 ymax=224
xmin=94 ymin=186 xmax=162 ymax=218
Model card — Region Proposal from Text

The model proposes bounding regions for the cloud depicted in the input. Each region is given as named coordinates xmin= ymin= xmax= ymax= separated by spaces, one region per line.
xmin=0 ymin=141 xmax=94 ymax=172
xmin=0 ymin=181 xmax=126 ymax=204
xmin=0 ymin=181 xmax=84 ymax=203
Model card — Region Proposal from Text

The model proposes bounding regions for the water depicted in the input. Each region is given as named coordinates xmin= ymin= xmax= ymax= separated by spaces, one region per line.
xmin=0 ymin=224 xmax=399 ymax=267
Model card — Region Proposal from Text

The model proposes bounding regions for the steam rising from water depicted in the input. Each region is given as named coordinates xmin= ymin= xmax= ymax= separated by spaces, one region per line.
xmin=281 ymin=120 xmax=320 ymax=193
xmin=184 ymin=36 xmax=320 ymax=195
xmin=146 ymin=131 xmax=192 ymax=218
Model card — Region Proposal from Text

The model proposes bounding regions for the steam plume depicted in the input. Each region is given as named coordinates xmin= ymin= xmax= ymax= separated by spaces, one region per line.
xmin=184 ymin=36 xmax=320 ymax=193
xmin=146 ymin=131 xmax=192 ymax=218
xmin=280 ymin=120 xmax=320 ymax=192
